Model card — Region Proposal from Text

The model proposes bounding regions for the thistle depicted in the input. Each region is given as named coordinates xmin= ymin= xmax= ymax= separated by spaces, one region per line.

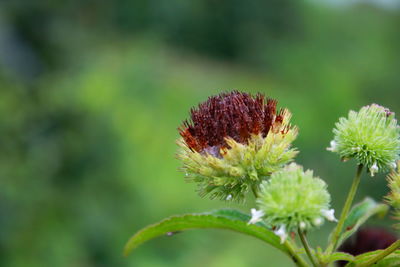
xmin=127 ymin=95 xmax=400 ymax=267
xmin=386 ymin=162 xmax=400 ymax=228
xmin=253 ymin=163 xmax=335 ymax=242
xmin=328 ymin=104 xmax=400 ymax=176
xmin=177 ymin=91 xmax=298 ymax=201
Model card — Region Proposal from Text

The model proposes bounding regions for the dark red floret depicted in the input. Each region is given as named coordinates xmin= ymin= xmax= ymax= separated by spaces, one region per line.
xmin=179 ymin=91 xmax=280 ymax=152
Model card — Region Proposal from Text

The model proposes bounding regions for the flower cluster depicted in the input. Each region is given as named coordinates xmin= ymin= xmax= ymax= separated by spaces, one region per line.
xmin=386 ymin=162 xmax=400 ymax=229
xmin=328 ymin=104 xmax=400 ymax=176
xmin=177 ymin=91 xmax=298 ymax=201
xmin=250 ymin=163 xmax=334 ymax=242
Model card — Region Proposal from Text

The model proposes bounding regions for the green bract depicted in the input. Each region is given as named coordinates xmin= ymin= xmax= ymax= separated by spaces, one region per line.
xmin=328 ymin=104 xmax=400 ymax=176
xmin=256 ymin=163 xmax=333 ymax=238
xmin=177 ymin=127 xmax=298 ymax=201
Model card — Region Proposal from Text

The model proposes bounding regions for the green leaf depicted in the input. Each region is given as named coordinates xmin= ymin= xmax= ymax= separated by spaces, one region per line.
xmin=123 ymin=209 xmax=287 ymax=257
xmin=316 ymin=248 xmax=354 ymax=265
xmin=345 ymin=250 xmax=400 ymax=267
xmin=334 ymin=197 xmax=388 ymax=250
xmin=328 ymin=252 xmax=355 ymax=263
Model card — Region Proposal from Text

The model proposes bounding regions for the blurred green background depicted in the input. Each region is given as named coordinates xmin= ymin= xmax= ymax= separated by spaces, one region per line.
xmin=1 ymin=1 xmax=399 ymax=266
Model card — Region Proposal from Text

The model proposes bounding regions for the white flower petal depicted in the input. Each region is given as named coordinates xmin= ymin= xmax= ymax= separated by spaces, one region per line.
xmin=391 ymin=162 xmax=397 ymax=169
xmin=321 ymin=209 xmax=337 ymax=222
xmin=327 ymin=140 xmax=338 ymax=152
xmin=248 ymin=208 xmax=265 ymax=225
xmin=313 ymin=217 xmax=323 ymax=226
xmin=274 ymin=225 xmax=288 ymax=244
xmin=370 ymin=162 xmax=379 ymax=177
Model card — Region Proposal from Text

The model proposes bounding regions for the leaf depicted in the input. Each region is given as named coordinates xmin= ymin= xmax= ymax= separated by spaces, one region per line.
xmin=345 ymin=250 xmax=400 ymax=267
xmin=123 ymin=209 xmax=287 ymax=257
xmin=334 ymin=197 xmax=388 ymax=250
xmin=328 ymin=252 xmax=355 ymax=262
xmin=316 ymin=249 xmax=354 ymax=265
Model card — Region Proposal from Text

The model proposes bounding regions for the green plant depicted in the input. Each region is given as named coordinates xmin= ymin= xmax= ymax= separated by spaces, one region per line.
xmin=124 ymin=91 xmax=400 ymax=266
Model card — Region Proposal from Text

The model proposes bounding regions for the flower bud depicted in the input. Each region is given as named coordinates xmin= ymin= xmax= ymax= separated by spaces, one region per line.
xmin=329 ymin=104 xmax=400 ymax=176
xmin=256 ymin=163 xmax=333 ymax=239
xmin=386 ymin=161 xmax=400 ymax=228
xmin=177 ymin=91 xmax=298 ymax=201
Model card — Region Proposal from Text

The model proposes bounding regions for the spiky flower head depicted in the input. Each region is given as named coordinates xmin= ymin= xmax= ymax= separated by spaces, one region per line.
xmin=385 ymin=162 xmax=400 ymax=229
xmin=177 ymin=91 xmax=298 ymax=201
xmin=328 ymin=104 xmax=400 ymax=176
xmin=255 ymin=163 xmax=334 ymax=241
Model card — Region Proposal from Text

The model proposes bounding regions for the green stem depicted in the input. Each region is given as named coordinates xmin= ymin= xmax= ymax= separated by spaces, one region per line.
xmin=285 ymin=239 xmax=310 ymax=267
xmin=298 ymin=228 xmax=317 ymax=267
xmin=357 ymin=239 xmax=400 ymax=267
xmin=326 ymin=164 xmax=363 ymax=255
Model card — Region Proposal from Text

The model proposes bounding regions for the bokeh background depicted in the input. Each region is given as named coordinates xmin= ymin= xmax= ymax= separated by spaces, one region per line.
xmin=1 ymin=1 xmax=399 ymax=266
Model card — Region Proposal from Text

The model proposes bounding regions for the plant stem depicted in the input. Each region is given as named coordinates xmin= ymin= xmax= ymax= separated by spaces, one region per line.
xmin=298 ymin=228 xmax=318 ymax=267
xmin=357 ymin=239 xmax=400 ymax=267
xmin=326 ymin=164 xmax=363 ymax=255
xmin=285 ymin=239 xmax=310 ymax=267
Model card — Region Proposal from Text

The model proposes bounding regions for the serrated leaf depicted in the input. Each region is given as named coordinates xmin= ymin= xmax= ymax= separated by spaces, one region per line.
xmin=334 ymin=197 xmax=388 ymax=250
xmin=124 ymin=209 xmax=287 ymax=257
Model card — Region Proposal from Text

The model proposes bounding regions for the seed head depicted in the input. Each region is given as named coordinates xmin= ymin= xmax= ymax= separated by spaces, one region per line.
xmin=328 ymin=104 xmax=400 ymax=176
xmin=177 ymin=91 xmax=298 ymax=201
xmin=255 ymin=163 xmax=333 ymax=239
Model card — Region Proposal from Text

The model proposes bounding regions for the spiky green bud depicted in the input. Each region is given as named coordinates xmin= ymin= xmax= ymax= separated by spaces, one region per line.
xmin=254 ymin=163 xmax=334 ymax=241
xmin=386 ymin=161 xmax=400 ymax=229
xmin=177 ymin=91 xmax=298 ymax=201
xmin=328 ymin=104 xmax=400 ymax=176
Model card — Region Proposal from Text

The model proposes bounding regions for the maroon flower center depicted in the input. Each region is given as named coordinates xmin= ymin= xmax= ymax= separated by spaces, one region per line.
xmin=179 ymin=91 xmax=284 ymax=152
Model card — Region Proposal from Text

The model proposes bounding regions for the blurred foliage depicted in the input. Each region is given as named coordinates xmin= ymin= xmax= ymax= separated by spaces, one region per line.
xmin=0 ymin=1 xmax=400 ymax=266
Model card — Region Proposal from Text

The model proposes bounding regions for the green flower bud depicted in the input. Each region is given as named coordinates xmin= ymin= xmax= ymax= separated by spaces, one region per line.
xmin=254 ymin=163 xmax=334 ymax=241
xmin=328 ymin=104 xmax=400 ymax=176
xmin=385 ymin=161 xmax=400 ymax=229
xmin=177 ymin=91 xmax=298 ymax=201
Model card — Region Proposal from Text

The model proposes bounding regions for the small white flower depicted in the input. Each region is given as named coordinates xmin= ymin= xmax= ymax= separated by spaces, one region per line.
xmin=321 ymin=209 xmax=337 ymax=222
xmin=274 ymin=225 xmax=288 ymax=243
xmin=391 ymin=162 xmax=397 ymax=169
xmin=299 ymin=221 xmax=306 ymax=230
xmin=327 ymin=140 xmax=338 ymax=152
xmin=248 ymin=208 xmax=265 ymax=225
xmin=226 ymin=194 xmax=233 ymax=200
xmin=313 ymin=217 xmax=323 ymax=226
xmin=370 ymin=162 xmax=379 ymax=177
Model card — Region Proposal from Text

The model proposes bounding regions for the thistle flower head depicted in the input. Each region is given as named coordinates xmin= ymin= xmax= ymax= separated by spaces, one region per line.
xmin=177 ymin=91 xmax=298 ymax=201
xmin=328 ymin=104 xmax=400 ymax=176
xmin=255 ymin=163 xmax=333 ymax=239
xmin=385 ymin=162 xmax=400 ymax=228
